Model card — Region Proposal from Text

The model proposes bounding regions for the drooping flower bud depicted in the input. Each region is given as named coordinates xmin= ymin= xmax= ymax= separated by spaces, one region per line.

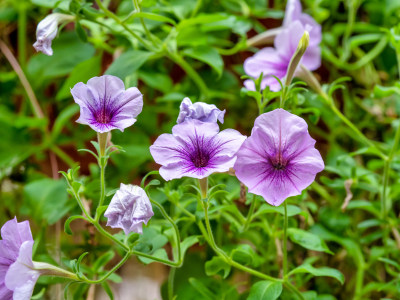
xmin=104 ymin=184 xmax=154 ymax=234
xmin=177 ymin=97 xmax=225 ymax=124
xmin=33 ymin=13 xmax=74 ymax=56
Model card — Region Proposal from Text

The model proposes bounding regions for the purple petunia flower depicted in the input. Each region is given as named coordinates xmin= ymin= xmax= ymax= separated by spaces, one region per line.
xmin=234 ymin=109 xmax=324 ymax=206
xmin=104 ymin=184 xmax=154 ymax=235
xmin=177 ymin=97 xmax=225 ymax=124
xmin=244 ymin=0 xmax=321 ymax=92
xmin=283 ymin=0 xmax=321 ymax=48
xmin=0 ymin=217 xmax=40 ymax=300
xmin=33 ymin=13 xmax=74 ymax=56
xmin=150 ymin=120 xmax=246 ymax=181
xmin=71 ymin=75 xmax=143 ymax=133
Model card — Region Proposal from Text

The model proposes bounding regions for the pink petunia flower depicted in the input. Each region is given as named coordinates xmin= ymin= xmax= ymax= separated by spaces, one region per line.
xmin=71 ymin=75 xmax=143 ymax=133
xmin=234 ymin=109 xmax=324 ymax=206
xmin=150 ymin=120 xmax=246 ymax=181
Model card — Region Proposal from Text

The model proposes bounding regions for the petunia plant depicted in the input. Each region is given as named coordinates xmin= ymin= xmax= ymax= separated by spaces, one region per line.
xmin=1 ymin=0 xmax=400 ymax=299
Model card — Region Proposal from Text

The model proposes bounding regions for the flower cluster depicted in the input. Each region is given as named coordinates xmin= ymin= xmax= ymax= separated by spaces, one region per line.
xmin=150 ymin=99 xmax=324 ymax=206
xmin=244 ymin=0 xmax=321 ymax=91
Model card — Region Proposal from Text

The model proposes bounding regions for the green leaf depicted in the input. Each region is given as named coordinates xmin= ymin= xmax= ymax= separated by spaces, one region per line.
xmin=56 ymin=56 xmax=101 ymax=101
xmin=181 ymin=236 xmax=199 ymax=256
xmin=138 ymin=248 xmax=169 ymax=265
xmin=253 ymin=204 xmax=302 ymax=218
xmin=379 ymin=257 xmax=400 ymax=271
xmin=373 ymin=84 xmax=400 ymax=98
xmin=125 ymin=12 xmax=176 ymax=25
xmin=101 ymin=281 xmax=114 ymax=300
xmin=289 ymin=263 xmax=345 ymax=284
xmin=288 ymin=228 xmax=333 ymax=254
xmin=247 ymin=281 xmax=282 ymax=300
xmin=138 ymin=70 xmax=173 ymax=93
xmin=188 ymin=278 xmax=214 ymax=300
xmin=230 ymin=244 xmax=259 ymax=267
xmin=105 ymin=50 xmax=152 ymax=80
xmin=93 ymin=251 xmax=115 ymax=271
xmin=27 ymin=32 xmax=95 ymax=85
xmin=205 ymin=256 xmax=231 ymax=278
xmin=51 ymin=105 xmax=79 ymax=140
xmin=23 ymin=179 xmax=74 ymax=225
xmin=182 ymin=46 xmax=224 ymax=76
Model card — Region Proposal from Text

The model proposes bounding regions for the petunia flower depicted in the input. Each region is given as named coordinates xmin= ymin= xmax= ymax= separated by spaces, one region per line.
xmin=283 ymin=0 xmax=321 ymax=48
xmin=0 ymin=217 xmax=39 ymax=300
xmin=244 ymin=0 xmax=321 ymax=92
xmin=177 ymin=97 xmax=225 ymax=124
xmin=104 ymin=184 xmax=154 ymax=235
xmin=244 ymin=20 xmax=320 ymax=92
xmin=33 ymin=13 xmax=74 ymax=56
xmin=247 ymin=0 xmax=321 ymax=47
xmin=150 ymin=119 xmax=246 ymax=181
xmin=233 ymin=109 xmax=324 ymax=206
xmin=71 ymin=75 xmax=143 ymax=133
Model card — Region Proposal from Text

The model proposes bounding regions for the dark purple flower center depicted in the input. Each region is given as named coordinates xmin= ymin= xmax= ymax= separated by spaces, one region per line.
xmin=269 ymin=153 xmax=288 ymax=171
xmin=191 ymin=149 xmax=210 ymax=168
xmin=96 ymin=107 xmax=112 ymax=124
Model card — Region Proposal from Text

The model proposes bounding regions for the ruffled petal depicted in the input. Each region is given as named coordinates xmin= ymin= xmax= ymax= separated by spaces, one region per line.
xmin=5 ymin=240 xmax=39 ymax=300
xmin=105 ymin=184 xmax=154 ymax=235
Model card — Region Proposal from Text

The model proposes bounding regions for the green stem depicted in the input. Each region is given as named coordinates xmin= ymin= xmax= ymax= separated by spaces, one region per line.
xmin=380 ymin=51 xmax=400 ymax=250
xmin=50 ymin=145 xmax=75 ymax=167
xmin=243 ymin=194 xmax=256 ymax=231
xmin=83 ymin=252 xmax=131 ymax=284
xmin=68 ymin=182 xmax=93 ymax=221
xmin=168 ymin=267 xmax=176 ymax=300
xmin=17 ymin=2 xmax=27 ymax=67
xmin=284 ymin=281 xmax=305 ymax=300
xmin=150 ymin=198 xmax=182 ymax=266
xmin=95 ymin=0 xmax=153 ymax=51
xmin=167 ymin=52 xmax=209 ymax=96
xmin=93 ymin=221 xmax=129 ymax=251
xmin=96 ymin=132 xmax=108 ymax=215
xmin=341 ymin=0 xmax=357 ymax=61
xmin=191 ymin=0 xmax=203 ymax=17
xmin=202 ymin=200 xmax=282 ymax=283
xmin=299 ymin=66 xmax=387 ymax=160
xmin=283 ymin=202 xmax=288 ymax=278
xmin=132 ymin=0 xmax=158 ymax=47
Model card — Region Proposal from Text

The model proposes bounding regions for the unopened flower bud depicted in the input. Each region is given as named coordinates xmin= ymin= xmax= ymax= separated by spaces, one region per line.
xmin=285 ymin=31 xmax=309 ymax=86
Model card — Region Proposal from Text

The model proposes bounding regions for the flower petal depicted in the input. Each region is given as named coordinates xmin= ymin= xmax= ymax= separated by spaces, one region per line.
xmin=0 ymin=283 xmax=12 ymax=300
xmin=5 ymin=241 xmax=38 ymax=297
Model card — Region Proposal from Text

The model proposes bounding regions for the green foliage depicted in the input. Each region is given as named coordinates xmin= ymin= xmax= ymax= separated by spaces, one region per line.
xmin=23 ymin=179 xmax=74 ymax=225
xmin=1 ymin=0 xmax=400 ymax=299
xmin=247 ymin=280 xmax=282 ymax=300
